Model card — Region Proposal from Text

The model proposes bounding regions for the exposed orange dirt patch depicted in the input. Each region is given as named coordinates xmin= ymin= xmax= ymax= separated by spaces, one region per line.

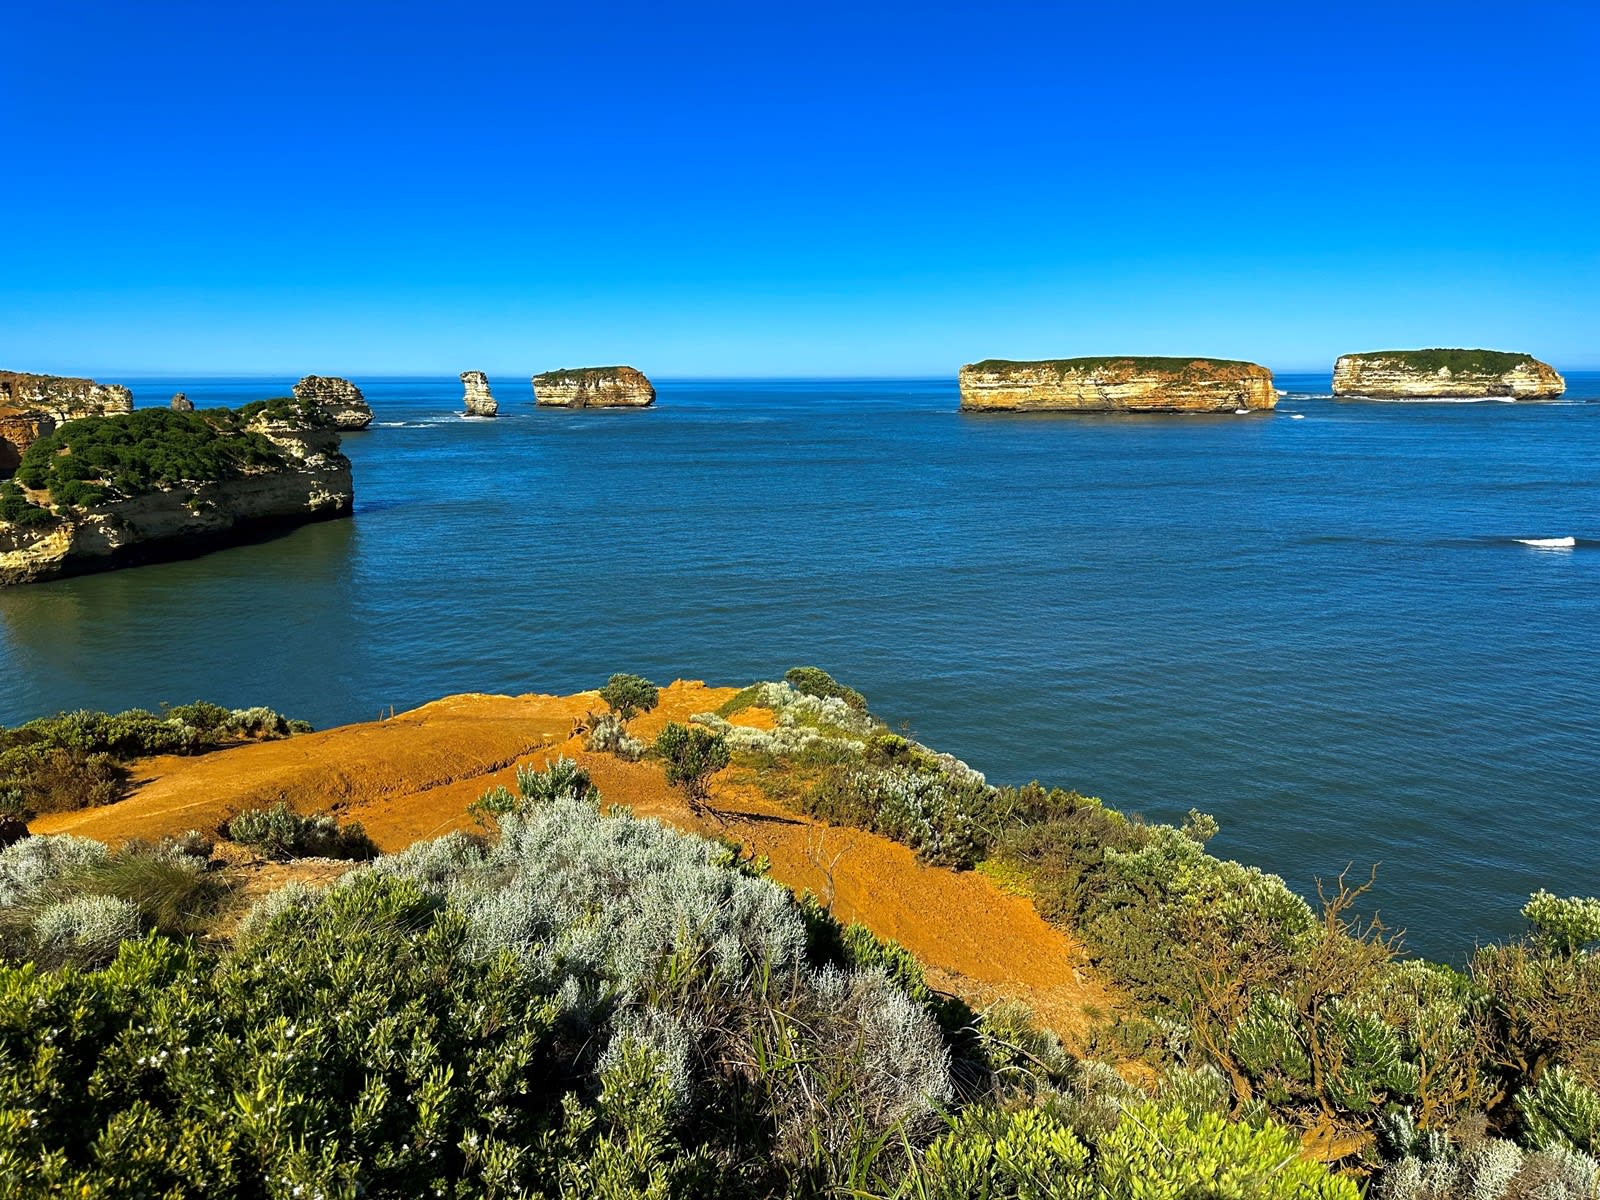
xmin=32 ymin=680 xmax=1118 ymax=1045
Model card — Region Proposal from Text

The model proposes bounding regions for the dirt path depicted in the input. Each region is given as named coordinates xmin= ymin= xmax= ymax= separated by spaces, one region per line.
xmin=33 ymin=681 xmax=1118 ymax=1045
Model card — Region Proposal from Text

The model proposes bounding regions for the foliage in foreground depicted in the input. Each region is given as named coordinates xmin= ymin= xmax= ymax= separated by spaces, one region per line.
xmin=0 ymin=759 xmax=1361 ymax=1199
xmin=220 ymin=801 xmax=378 ymax=861
xmin=0 ymin=702 xmax=310 ymax=820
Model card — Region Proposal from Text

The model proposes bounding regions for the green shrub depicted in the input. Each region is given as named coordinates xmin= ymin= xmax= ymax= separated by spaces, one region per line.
xmin=0 ymin=481 xmax=54 ymax=526
xmin=1523 ymin=891 xmax=1600 ymax=956
xmin=656 ymin=723 xmax=730 ymax=806
xmin=1518 ymin=1068 xmax=1600 ymax=1155
xmin=921 ymin=1104 xmax=1093 ymax=1199
xmin=784 ymin=666 xmax=868 ymax=712
xmin=598 ymin=673 xmax=660 ymax=727
xmin=14 ymin=408 xmax=289 ymax=510
xmin=222 ymin=802 xmax=377 ymax=861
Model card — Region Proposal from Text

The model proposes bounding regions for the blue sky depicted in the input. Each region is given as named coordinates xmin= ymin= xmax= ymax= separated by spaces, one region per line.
xmin=4 ymin=1 xmax=1597 ymax=376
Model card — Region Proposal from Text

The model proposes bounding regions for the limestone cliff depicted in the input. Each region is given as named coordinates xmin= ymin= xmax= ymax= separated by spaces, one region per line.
xmin=958 ymin=357 xmax=1277 ymax=413
xmin=0 ymin=404 xmax=353 ymax=586
xmin=460 ymin=371 xmax=498 ymax=417
xmin=1331 ymin=350 xmax=1565 ymax=399
xmin=291 ymin=375 xmax=374 ymax=429
xmin=171 ymin=392 xmax=194 ymax=412
xmin=532 ymin=366 xmax=655 ymax=408
xmin=0 ymin=371 xmax=134 ymax=472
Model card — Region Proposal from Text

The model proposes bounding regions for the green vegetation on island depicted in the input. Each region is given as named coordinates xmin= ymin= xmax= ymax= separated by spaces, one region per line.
xmin=532 ymin=365 xmax=634 ymax=382
xmin=965 ymin=355 xmax=1260 ymax=378
xmin=1341 ymin=349 xmax=1537 ymax=374
xmin=8 ymin=408 xmax=296 ymax=514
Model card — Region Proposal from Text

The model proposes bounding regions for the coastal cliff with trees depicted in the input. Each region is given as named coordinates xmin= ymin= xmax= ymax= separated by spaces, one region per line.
xmin=2 ymin=670 xmax=1595 ymax=1198
xmin=0 ymin=398 xmax=353 ymax=585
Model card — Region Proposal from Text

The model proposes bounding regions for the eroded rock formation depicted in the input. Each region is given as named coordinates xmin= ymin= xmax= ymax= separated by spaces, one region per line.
xmin=1331 ymin=350 xmax=1565 ymax=399
xmin=460 ymin=371 xmax=498 ymax=417
xmin=0 ymin=405 xmax=353 ymax=586
xmin=0 ymin=371 xmax=135 ymax=472
xmin=532 ymin=366 xmax=655 ymax=408
xmin=958 ymin=357 xmax=1277 ymax=413
xmin=171 ymin=393 xmax=194 ymax=412
xmin=291 ymin=375 xmax=373 ymax=429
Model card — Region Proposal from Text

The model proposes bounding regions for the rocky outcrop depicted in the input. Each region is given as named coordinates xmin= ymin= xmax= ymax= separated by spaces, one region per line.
xmin=0 ymin=371 xmax=135 ymax=472
xmin=958 ymin=357 xmax=1277 ymax=413
xmin=532 ymin=366 xmax=655 ymax=408
xmin=291 ymin=375 xmax=373 ymax=429
xmin=0 ymin=406 xmax=353 ymax=586
xmin=460 ymin=371 xmax=497 ymax=417
xmin=171 ymin=393 xmax=194 ymax=412
xmin=1331 ymin=350 xmax=1565 ymax=399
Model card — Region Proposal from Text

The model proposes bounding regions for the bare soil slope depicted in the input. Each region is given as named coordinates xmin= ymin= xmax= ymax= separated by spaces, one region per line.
xmin=33 ymin=681 xmax=1117 ymax=1044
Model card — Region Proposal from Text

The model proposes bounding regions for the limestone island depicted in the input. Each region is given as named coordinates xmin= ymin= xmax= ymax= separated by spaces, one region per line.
xmin=532 ymin=365 xmax=655 ymax=408
xmin=292 ymin=374 xmax=374 ymax=429
xmin=957 ymin=356 xmax=1277 ymax=413
xmin=0 ymin=370 xmax=134 ymax=473
xmin=1331 ymin=349 xmax=1565 ymax=400
xmin=0 ymin=396 xmax=353 ymax=586
xmin=460 ymin=370 xmax=497 ymax=417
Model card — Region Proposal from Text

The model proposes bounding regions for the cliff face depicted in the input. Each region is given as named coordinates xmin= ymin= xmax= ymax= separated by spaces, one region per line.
xmin=291 ymin=375 xmax=374 ymax=429
xmin=532 ymin=366 xmax=655 ymax=408
xmin=958 ymin=357 xmax=1277 ymax=413
xmin=0 ymin=412 xmax=353 ymax=586
xmin=460 ymin=371 xmax=498 ymax=417
xmin=1331 ymin=350 xmax=1565 ymax=399
xmin=0 ymin=371 xmax=135 ymax=471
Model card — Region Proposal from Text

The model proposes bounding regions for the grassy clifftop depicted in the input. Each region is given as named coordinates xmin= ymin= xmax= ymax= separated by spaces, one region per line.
xmin=1342 ymin=348 xmax=1537 ymax=374
xmin=965 ymin=355 xmax=1264 ymax=377
xmin=532 ymin=365 xmax=636 ymax=382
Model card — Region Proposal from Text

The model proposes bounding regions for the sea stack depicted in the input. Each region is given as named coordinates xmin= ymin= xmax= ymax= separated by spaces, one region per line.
xmin=291 ymin=375 xmax=374 ymax=429
xmin=460 ymin=371 xmax=498 ymax=417
xmin=958 ymin=357 xmax=1277 ymax=413
xmin=171 ymin=392 xmax=194 ymax=412
xmin=1331 ymin=350 xmax=1565 ymax=400
xmin=0 ymin=370 xmax=135 ymax=473
xmin=532 ymin=366 xmax=655 ymax=409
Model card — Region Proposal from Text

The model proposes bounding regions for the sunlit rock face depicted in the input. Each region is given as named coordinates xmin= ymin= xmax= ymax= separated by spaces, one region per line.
xmin=460 ymin=371 xmax=498 ymax=417
xmin=958 ymin=357 xmax=1277 ymax=413
xmin=292 ymin=375 xmax=374 ymax=429
xmin=532 ymin=366 xmax=655 ymax=408
xmin=1332 ymin=350 xmax=1565 ymax=400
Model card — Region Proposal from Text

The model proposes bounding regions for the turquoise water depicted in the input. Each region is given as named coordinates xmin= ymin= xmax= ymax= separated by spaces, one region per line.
xmin=4 ymin=372 xmax=1598 ymax=960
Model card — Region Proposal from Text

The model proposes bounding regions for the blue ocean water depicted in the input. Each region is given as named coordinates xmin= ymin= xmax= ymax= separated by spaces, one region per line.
xmin=3 ymin=372 xmax=1598 ymax=960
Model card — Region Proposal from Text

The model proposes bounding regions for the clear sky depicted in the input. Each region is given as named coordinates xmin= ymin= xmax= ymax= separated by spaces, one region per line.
xmin=4 ymin=1 xmax=1597 ymax=377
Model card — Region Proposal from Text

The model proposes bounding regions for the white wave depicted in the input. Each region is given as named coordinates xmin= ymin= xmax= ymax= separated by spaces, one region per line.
xmin=1290 ymin=413 xmax=1306 ymax=420
xmin=1516 ymin=537 xmax=1576 ymax=550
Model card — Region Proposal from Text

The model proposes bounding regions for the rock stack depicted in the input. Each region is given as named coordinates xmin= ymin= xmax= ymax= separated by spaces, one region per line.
xmin=1331 ymin=350 xmax=1564 ymax=399
xmin=291 ymin=375 xmax=374 ymax=430
xmin=532 ymin=366 xmax=655 ymax=408
xmin=460 ymin=371 xmax=498 ymax=417
xmin=957 ymin=357 xmax=1277 ymax=413
xmin=171 ymin=393 xmax=195 ymax=412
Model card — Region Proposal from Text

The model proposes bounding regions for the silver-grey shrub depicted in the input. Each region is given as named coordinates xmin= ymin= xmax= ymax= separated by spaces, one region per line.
xmin=0 ymin=834 xmax=108 ymax=907
xmin=30 ymin=892 xmax=141 ymax=967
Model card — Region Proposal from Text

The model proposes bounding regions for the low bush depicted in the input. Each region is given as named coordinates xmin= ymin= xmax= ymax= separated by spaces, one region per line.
xmin=222 ymin=802 xmax=378 ymax=861
xmin=784 ymin=666 xmax=868 ymax=712
xmin=584 ymin=712 xmax=647 ymax=760
xmin=656 ymin=723 xmax=730 ymax=806
xmin=598 ymin=673 xmax=660 ymax=727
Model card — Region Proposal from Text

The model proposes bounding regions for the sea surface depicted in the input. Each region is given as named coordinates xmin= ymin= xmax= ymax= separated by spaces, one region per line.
xmin=4 ymin=372 xmax=1598 ymax=961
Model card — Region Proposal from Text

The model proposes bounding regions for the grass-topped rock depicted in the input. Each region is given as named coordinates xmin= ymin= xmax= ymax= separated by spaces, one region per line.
xmin=0 ymin=399 xmax=353 ymax=585
xmin=532 ymin=365 xmax=655 ymax=408
xmin=959 ymin=356 xmax=1278 ymax=413
xmin=1332 ymin=349 xmax=1565 ymax=399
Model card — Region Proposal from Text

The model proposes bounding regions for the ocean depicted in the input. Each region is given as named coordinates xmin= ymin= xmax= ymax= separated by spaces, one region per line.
xmin=3 ymin=371 xmax=1597 ymax=961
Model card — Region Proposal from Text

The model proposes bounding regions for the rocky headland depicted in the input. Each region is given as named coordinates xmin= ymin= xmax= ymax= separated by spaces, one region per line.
xmin=1331 ymin=349 xmax=1565 ymax=399
xmin=291 ymin=375 xmax=374 ymax=429
xmin=460 ymin=370 xmax=497 ymax=417
xmin=957 ymin=356 xmax=1277 ymax=412
xmin=0 ymin=370 xmax=135 ymax=472
xmin=170 ymin=392 xmax=194 ymax=412
xmin=0 ymin=398 xmax=353 ymax=586
xmin=532 ymin=365 xmax=655 ymax=408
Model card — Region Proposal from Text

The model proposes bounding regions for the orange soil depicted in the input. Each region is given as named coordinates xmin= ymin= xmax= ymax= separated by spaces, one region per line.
xmin=33 ymin=681 xmax=1118 ymax=1045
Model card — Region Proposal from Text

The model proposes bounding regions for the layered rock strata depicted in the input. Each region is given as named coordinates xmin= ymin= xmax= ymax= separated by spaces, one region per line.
xmin=0 ymin=371 xmax=135 ymax=471
xmin=0 ymin=406 xmax=353 ymax=586
xmin=291 ymin=375 xmax=373 ymax=429
xmin=958 ymin=357 xmax=1277 ymax=412
xmin=460 ymin=371 xmax=498 ymax=417
xmin=171 ymin=393 xmax=194 ymax=412
xmin=532 ymin=366 xmax=655 ymax=408
xmin=1331 ymin=350 xmax=1565 ymax=399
